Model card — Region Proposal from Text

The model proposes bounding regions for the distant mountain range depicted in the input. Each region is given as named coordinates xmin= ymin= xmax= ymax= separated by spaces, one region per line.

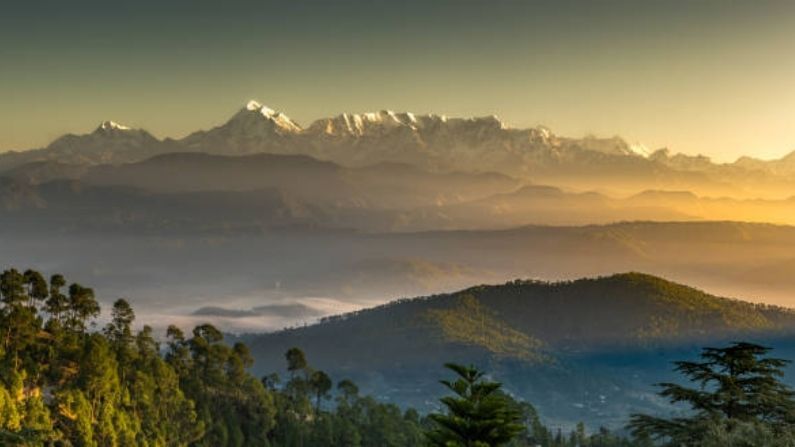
xmin=237 ymin=272 xmax=795 ymax=429
xmin=2 ymin=100 xmax=794 ymax=197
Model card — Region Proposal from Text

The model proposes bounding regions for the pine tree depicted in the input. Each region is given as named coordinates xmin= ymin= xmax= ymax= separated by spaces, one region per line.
xmin=65 ymin=284 xmax=99 ymax=333
xmin=310 ymin=370 xmax=332 ymax=413
xmin=0 ymin=269 xmax=40 ymax=372
xmin=285 ymin=347 xmax=308 ymax=378
xmin=426 ymin=363 xmax=523 ymax=447
xmin=45 ymin=274 xmax=68 ymax=324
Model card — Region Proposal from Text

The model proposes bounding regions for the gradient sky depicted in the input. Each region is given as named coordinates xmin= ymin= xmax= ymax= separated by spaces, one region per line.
xmin=1 ymin=0 xmax=794 ymax=162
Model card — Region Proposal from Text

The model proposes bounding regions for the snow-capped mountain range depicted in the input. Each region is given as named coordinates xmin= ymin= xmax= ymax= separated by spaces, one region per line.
xmin=0 ymin=100 xmax=792 ymax=197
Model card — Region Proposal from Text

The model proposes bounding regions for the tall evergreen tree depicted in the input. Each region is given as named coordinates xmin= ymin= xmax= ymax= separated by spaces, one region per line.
xmin=45 ymin=274 xmax=68 ymax=324
xmin=309 ymin=370 xmax=332 ymax=413
xmin=426 ymin=363 xmax=523 ymax=447
xmin=104 ymin=299 xmax=137 ymax=381
xmin=66 ymin=283 xmax=99 ymax=333
xmin=629 ymin=342 xmax=795 ymax=445
xmin=0 ymin=269 xmax=40 ymax=373
xmin=286 ymin=347 xmax=308 ymax=378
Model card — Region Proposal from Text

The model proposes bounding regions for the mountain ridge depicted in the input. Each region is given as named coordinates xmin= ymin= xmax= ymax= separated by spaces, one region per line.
xmin=9 ymin=151 xmax=795 ymax=232
xmin=4 ymin=100 xmax=794 ymax=198
xmin=260 ymin=272 xmax=795 ymax=354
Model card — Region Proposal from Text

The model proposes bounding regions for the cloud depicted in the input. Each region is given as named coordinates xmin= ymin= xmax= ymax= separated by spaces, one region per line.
xmin=128 ymin=296 xmax=368 ymax=334
xmin=193 ymin=303 xmax=326 ymax=319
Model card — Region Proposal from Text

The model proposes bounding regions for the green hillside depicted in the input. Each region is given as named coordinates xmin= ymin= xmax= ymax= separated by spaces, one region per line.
xmin=240 ymin=272 xmax=795 ymax=429
xmin=463 ymin=272 xmax=795 ymax=347
xmin=245 ymin=272 xmax=795 ymax=374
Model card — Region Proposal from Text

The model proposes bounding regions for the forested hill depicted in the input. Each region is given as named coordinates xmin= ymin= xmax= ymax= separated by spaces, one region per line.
xmin=240 ymin=273 xmax=795 ymax=428
xmin=243 ymin=272 xmax=795 ymax=373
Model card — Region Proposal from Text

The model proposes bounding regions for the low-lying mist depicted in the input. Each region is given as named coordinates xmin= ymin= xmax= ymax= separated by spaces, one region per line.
xmin=4 ymin=220 xmax=795 ymax=333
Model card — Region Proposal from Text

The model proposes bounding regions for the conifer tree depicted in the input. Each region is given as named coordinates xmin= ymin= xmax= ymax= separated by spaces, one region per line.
xmin=426 ymin=363 xmax=523 ymax=447
xmin=310 ymin=370 xmax=332 ymax=413
xmin=629 ymin=342 xmax=795 ymax=445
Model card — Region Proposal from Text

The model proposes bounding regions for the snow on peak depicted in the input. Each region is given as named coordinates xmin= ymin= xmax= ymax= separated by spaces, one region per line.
xmin=628 ymin=142 xmax=651 ymax=158
xmin=98 ymin=120 xmax=131 ymax=131
xmin=245 ymin=99 xmax=278 ymax=117
xmin=310 ymin=110 xmax=420 ymax=136
xmin=242 ymin=100 xmax=302 ymax=133
xmin=483 ymin=115 xmax=506 ymax=129
xmin=307 ymin=110 xmax=516 ymax=137
xmin=537 ymin=126 xmax=552 ymax=139
xmin=246 ymin=100 xmax=264 ymax=111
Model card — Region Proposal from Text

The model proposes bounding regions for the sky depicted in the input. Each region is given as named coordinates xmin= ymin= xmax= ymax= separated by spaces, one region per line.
xmin=1 ymin=0 xmax=794 ymax=162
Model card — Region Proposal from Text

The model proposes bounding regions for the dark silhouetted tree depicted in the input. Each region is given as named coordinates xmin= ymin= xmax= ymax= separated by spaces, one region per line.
xmin=630 ymin=342 xmax=795 ymax=445
xmin=310 ymin=370 xmax=332 ymax=413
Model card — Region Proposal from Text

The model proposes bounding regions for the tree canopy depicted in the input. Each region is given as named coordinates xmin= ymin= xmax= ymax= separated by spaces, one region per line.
xmin=0 ymin=266 xmax=716 ymax=446
xmin=426 ymin=363 xmax=524 ymax=447
xmin=629 ymin=342 xmax=795 ymax=446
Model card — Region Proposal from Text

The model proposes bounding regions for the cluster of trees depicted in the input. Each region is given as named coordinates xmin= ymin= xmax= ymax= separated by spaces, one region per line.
xmin=261 ymin=346 xmax=425 ymax=446
xmin=265 ymin=350 xmax=634 ymax=447
xmin=418 ymin=342 xmax=795 ymax=447
xmin=2 ymin=268 xmax=795 ymax=446
xmin=0 ymin=267 xmax=263 ymax=445
xmin=0 ymin=268 xmax=431 ymax=446
xmin=426 ymin=363 xmax=636 ymax=447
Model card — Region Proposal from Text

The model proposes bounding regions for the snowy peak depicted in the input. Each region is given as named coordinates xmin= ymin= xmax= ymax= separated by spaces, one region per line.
xmin=240 ymin=100 xmax=302 ymax=133
xmin=246 ymin=100 xmax=265 ymax=111
xmin=628 ymin=142 xmax=651 ymax=158
xmin=96 ymin=120 xmax=132 ymax=132
xmin=306 ymin=110 xmax=508 ymax=137
xmin=87 ymin=120 xmax=157 ymax=142
xmin=309 ymin=111 xmax=416 ymax=136
xmin=245 ymin=100 xmax=282 ymax=118
xmin=561 ymin=135 xmax=651 ymax=158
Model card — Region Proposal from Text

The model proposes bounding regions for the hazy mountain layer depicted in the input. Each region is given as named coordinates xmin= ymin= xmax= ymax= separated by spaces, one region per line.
xmin=7 ymin=152 xmax=795 ymax=232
